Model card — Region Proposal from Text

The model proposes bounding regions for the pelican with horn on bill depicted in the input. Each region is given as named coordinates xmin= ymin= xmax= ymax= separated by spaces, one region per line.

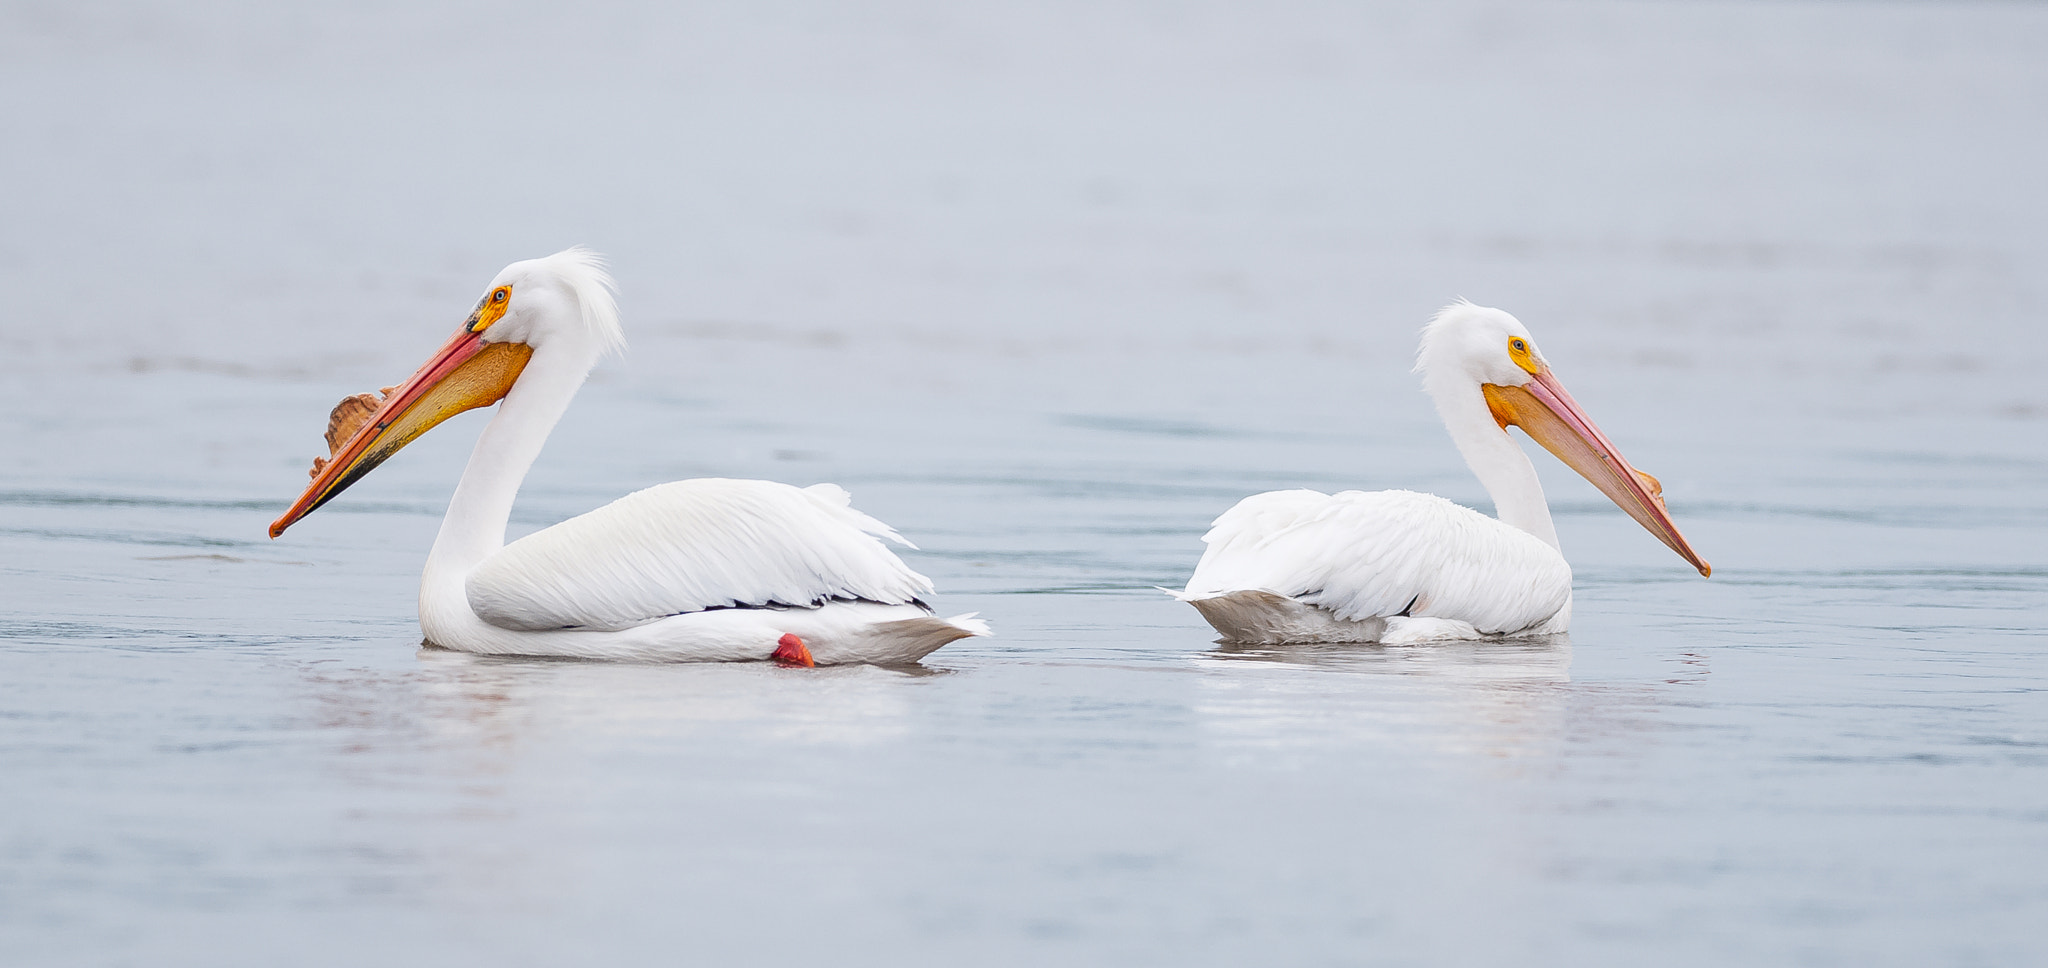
xmin=271 ymin=248 xmax=987 ymax=665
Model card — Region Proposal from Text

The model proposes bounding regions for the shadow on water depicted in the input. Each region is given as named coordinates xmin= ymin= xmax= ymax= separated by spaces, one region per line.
xmin=292 ymin=646 xmax=947 ymax=766
xmin=1185 ymin=635 xmax=1696 ymax=764
xmin=1204 ymin=633 xmax=1575 ymax=681
xmin=270 ymin=641 xmax=960 ymax=908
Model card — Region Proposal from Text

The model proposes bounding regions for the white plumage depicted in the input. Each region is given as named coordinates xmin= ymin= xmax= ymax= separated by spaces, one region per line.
xmin=1179 ymin=302 xmax=1708 ymax=645
xmin=274 ymin=249 xmax=986 ymax=665
xmin=1184 ymin=489 xmax=1571 ymax=642
xmin=469 ymin=479 xmax=932 ymax=632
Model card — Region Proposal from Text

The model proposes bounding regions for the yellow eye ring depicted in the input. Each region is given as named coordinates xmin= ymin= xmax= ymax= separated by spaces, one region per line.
xmin=1506 ymin=336 xmax=1539 ymax=375
xmin=467 ymin=286 xmax=514 ymax=333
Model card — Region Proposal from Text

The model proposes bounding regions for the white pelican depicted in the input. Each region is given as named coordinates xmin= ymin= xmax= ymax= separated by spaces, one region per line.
xmin=270 ymin=248 xmax=987 ymax=666
xmin=1178 ymin=301 xmax=1710 ymax=645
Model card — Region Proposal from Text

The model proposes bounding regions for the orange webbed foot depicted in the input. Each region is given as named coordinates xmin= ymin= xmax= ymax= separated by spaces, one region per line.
xmin=771 ymin=633 xmax=815 ymax=668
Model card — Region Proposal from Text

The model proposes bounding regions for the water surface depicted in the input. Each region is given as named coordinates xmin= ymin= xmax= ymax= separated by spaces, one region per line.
xmin=3 ymin=2 xmax=2045 ymax=965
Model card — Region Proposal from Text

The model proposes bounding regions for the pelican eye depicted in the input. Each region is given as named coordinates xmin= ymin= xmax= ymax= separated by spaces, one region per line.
xmin=468 ymin=285 xmax=514 ymax=333
xmin=1506 ymin=336 xmax=1540 ymax=375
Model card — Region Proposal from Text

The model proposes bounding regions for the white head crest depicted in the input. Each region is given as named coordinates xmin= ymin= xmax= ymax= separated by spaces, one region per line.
xmin=481 ymin=247 xmax=624 ymax=357
xmin=1415 ymin=299 xmax=1542 ymax=395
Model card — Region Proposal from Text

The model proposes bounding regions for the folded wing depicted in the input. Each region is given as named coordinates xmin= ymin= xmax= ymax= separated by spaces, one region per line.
xmin=1184 ymin=488 xmax=1571 ymax=634
xmin=467 ymin=479 xmax=934 ymax=631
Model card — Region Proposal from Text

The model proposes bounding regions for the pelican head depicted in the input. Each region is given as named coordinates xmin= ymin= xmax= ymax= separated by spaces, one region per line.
xmin=462 ymin=248 xmax=623 ymax=353
xmin=1418 ymin=301 xmax=1711 ymax=577
xmin=269 ymin=248 xmax=620 ymax=538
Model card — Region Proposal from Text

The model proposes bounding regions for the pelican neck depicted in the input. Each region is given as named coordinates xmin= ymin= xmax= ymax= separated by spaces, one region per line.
xmin=1431 ymin=380 xmax=1561 ymax=550
xmin=424 ymin=339 xmax=594 ymax=579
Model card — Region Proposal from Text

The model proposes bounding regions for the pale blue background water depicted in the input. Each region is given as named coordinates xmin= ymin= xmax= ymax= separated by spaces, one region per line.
xmin=2 ymin=2 xmax=2045 ymax=965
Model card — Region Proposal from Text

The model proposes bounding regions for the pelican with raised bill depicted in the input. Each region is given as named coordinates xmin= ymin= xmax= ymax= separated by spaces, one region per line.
xmin=270 ymin=248 xmax=988 ymax=665
xmin=1176 ymin=301 xmax=1710 ymax=645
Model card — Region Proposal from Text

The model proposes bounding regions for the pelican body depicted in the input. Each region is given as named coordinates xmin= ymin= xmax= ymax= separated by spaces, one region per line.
xmin=271 ymin=249 xmax=986 ymax=665
xmin=1179 ymin=302 xmax=1709 ymax=645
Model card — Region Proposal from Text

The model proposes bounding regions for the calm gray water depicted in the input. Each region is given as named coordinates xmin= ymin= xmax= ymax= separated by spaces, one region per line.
xmin=3 ymin=2 xmax=2045 ymax=965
